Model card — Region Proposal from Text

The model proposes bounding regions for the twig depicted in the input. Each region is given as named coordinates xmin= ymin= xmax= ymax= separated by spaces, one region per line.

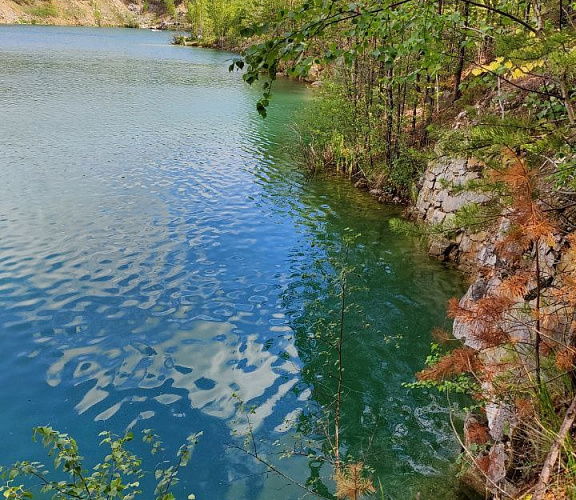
xmin=227 ymin=444 xmax=331 ymax=499
xmin=532 ymin=393 xmax=576 ymax=500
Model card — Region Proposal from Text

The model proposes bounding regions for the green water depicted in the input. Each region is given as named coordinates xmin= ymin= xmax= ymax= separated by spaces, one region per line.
xmin=0 ymin=25 xmax=469 ymax=499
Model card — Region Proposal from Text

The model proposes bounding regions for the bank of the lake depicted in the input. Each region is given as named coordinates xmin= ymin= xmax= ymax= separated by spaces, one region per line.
xmin=0 ymin=0 xmax=176 ymax=28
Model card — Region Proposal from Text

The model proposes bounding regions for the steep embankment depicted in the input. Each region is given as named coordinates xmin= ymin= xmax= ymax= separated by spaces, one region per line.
xmin=414 ymin=154 xmax=576 ymax=498
xmin=0 ymin=0 xmax=177 ymax=27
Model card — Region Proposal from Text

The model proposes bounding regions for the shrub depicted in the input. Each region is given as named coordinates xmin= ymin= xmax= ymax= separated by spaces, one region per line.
xmin=0 ymin=427 xmax=201 ymax=500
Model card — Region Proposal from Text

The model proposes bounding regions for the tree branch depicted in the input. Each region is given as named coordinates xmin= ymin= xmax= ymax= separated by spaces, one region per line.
xmin=532 ymin=393 xmax=576 ymax=500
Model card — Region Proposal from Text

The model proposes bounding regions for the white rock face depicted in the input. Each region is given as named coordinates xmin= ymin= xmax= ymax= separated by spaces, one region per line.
xmin=414 ymin=157 xmax=490 ymax=267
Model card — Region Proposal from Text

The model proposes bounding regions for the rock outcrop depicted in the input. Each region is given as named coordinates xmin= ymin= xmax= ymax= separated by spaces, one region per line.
xmin=413 ymin=156 xmax=491 ymax=269
xmin=415 ymin=155 xmax=575 ymax=497
xmin=0 ymin=0 xmax=176 ymax=28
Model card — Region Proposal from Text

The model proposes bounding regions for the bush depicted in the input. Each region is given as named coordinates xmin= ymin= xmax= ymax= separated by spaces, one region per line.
xmin=0 ymin=427 xmax=201 ymax=500
xmin=28 ymin=1 xmax=58 ymax=18
xmin=294 ymin=81 xmax=425 ymax=197
xmin=163 ymin=0 xmax=176 ymax=17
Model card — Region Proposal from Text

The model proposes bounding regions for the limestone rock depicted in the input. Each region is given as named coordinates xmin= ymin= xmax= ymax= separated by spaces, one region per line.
xmin=415 ymin=156 xmax=492 ymax=267
xmin=428 ymin=238 xmax=451 ymax=258
xmin=429 ymin=209 xmax=446 ymax=225
xmin=487 ymin=443 xmax=508 ymax=483
xmin=442 ymin=192 xmax=489 ymax=213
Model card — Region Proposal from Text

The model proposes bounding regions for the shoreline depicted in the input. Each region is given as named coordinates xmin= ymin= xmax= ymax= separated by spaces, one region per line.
xmin=0 ymin=0 xmax=182 ymax=30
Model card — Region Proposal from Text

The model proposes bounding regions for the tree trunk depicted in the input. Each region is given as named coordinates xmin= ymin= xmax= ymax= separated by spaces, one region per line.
xmin=420 ymin=73 xmax=433 ymax=147
xmin=533 ymin=0 xmax=543 ymax=30
xmin=453 ymin=0 xmax=470 ymax=103
xmin=560 ymin=75 xmax=576 ymax=125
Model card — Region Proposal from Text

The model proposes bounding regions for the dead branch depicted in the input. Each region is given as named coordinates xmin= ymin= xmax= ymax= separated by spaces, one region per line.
xmin=532 ymin=393 xmax=576 ymax=500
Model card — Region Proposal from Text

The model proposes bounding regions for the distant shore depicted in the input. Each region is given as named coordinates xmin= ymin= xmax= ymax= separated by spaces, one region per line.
xmin=0 ymin=0 xmax=183 ymax=30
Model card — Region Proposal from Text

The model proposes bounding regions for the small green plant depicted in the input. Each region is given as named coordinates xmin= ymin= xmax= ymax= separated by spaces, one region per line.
xmin=28 ymin=1 xmax=58 ymax=18
xmin=0 ymin=426 xmax=201 ymax=500
xmin=163 ymin=0 xmax=177 ymax=18
xmin=403 ymin=343 xmax=481 ymax=397
xmin=92 ymin=2 xmax=102 ymax=27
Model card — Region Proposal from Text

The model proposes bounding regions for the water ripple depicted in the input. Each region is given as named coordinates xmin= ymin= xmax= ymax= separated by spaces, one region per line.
xmin=0 ymin=25 xmax=467 ymax=500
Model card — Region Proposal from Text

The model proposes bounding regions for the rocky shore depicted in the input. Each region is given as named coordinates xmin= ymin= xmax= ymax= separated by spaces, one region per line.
xmin=0 ymin=0 xmax=177 ymax=28
xmin=414 ymin=154 xmax=575 ymax=498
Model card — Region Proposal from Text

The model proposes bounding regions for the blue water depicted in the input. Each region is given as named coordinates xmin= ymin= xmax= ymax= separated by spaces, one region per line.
xmin=0 ymin=25 xmax=468 ymax=499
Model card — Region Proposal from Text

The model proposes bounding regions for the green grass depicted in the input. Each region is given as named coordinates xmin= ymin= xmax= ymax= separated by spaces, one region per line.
xmin=28 ymin=2 xmax=58 ymax=18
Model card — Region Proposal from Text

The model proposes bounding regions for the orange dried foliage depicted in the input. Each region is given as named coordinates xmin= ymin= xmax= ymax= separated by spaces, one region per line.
xmin=417 ymin=347 xmax=481 ymax=381
xmin=539 ymin=340 xmax=553 ymax=357
xmin=555 ymin=275 xmax=576 ymax=307
xmin=555 ymin=348 xmax=576 ymax=372
xmin=566 ymin=233 xmax=576 ymax=262
xmin=495 ymin=235 xmax=531 ymax=263
xmin=335 ymin=463 xmax=376 ymax=500
xmin=467 ymin=422 xmax=490 ymax=445
xmin=499 ymin=273 xmax=530 ymax=299
xmin=475 ymin=325 xmax=509 ymax=347
xmin=495 ymin=151 xmax=556 ymax=246
xmin=543 ymin=487 xmax=569 ymax=500
xmin=448 ymin=295 xmax=514 ymax=347
xmin=471 ymin=391 xmax=486 ymax=401
xmin=450 ymin=296 xmax=514 ymax=322
xmin=447 ymin=297 xmax=465 ymax=320
xmin=523 ymin=218 xmax=556 ymax=245
xmin=540 ymin=311 xmax=560 ymax=336
xmin=475 ymin=454 xmax=491 ymax=474
xmin=493 ymin=150 xmax=532 ymax=189
xmin=476 ymin=295 xmax=515 ymax=317
xmin=432 ymin=327 xmax=453 ymax=344
xmin=515 ymin=398 xmax=535 ymax=418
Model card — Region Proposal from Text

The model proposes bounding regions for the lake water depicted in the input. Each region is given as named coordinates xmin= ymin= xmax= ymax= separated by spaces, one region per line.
xmin=0 ymin=25 xmax=469 ymax=499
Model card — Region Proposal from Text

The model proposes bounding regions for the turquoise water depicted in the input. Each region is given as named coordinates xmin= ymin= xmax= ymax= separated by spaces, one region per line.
xmin=0 ymin=25 xmax=468 ymax=499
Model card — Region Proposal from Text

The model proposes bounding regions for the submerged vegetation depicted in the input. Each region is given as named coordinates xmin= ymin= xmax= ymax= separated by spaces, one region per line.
xmin=227 ymin=0 xmax=576 ymax=497
xmin=0 ymin=233 xmax=404 ymax=500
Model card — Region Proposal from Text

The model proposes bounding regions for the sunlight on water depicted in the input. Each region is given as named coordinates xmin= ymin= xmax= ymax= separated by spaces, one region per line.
xmin=0 ymin=25 xmax=469 ymax=499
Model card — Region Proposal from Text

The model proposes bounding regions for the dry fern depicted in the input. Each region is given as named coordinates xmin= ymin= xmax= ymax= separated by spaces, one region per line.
xmin=334 ymin=462 xmax=376 ymax=500
xmin=417 ymin=347 xmax=481 ymax=381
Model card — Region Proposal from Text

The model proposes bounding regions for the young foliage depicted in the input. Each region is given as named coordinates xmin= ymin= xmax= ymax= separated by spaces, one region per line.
xmin=0 ymin=427 xmax=201 ymax=500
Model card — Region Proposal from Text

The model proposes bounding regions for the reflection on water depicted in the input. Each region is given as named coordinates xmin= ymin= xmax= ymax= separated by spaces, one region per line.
xmin=0 ymin=25 xmax=468 ymax=499
xmin=45 ymin=321 xmax=299 ymax=425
